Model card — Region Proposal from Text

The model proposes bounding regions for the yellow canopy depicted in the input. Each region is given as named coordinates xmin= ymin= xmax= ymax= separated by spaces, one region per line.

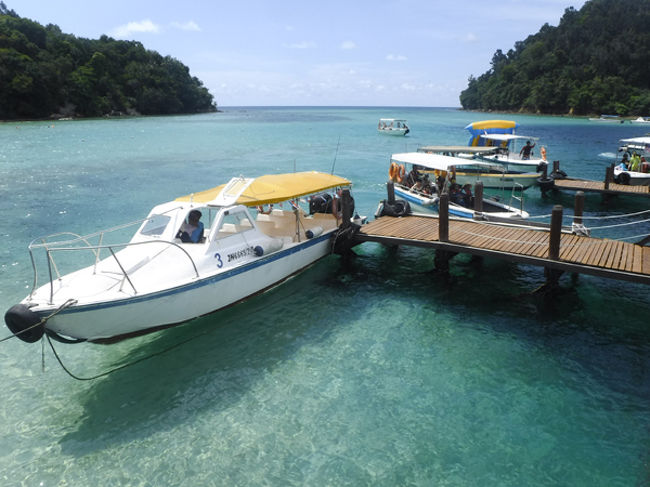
xmin=175 ymin=171 xmax=351 ymax=206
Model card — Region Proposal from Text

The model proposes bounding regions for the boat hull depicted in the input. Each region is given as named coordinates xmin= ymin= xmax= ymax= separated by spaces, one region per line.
xmin=394 ymin=186 xmax=527 ymax=220
xmin=453 ymin=170 xmax=539 ymax=190
xmin=29 ymin=233 xmax=333 ymax=342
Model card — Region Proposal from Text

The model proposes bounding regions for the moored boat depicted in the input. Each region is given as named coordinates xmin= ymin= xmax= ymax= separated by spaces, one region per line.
xmin=5 ymin=171 xmax=356 ymax=344
xmin=613 ymin=136 xmax=650 ymax=185
xmin=387 ymin=152 xmax=529 ymax=221
xmin=417 ymin=145 xmax=540 ymax=190
xmin=589 ymin=114 xmax=624 ymax=123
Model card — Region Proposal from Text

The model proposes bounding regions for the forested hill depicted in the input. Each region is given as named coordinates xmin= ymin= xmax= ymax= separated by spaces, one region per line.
xmin=460 ymin=0 xmax=650 ymax=116
xmin=0 ymin=3 xmax=216 ymax=120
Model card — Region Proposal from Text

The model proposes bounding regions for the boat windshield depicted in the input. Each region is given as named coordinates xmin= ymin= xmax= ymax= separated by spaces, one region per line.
xmin=140 ymin=214 xmax=171 ymax=237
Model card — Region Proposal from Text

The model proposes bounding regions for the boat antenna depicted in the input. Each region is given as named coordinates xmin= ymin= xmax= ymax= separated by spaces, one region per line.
xmin=330 ymin=136 xmax=341 ymax=174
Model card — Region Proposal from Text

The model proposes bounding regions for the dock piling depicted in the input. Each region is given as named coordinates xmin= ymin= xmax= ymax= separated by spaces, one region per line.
xmin=439 ymin=193 xmax=449 ymax=242
xmin=387 ymin=181 xmax=395 ymax=204
xmin=474 ymin=182 xmax=483 ymax=213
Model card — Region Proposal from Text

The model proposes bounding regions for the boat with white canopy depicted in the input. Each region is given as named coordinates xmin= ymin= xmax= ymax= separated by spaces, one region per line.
xmin=476 ymin=133 xmax=548 ymax=174
xmin=417 ymin=145 xmax=540 ymax=190
xmin=378 ymin=118 xmax=409 ymax=136
xmin=614 ymin=136 xmax=650 ymax=185
xmin=387 ymin=152 xmax=529 ymax=221
xmin=5 ymin=171 xmax=356 ymax=344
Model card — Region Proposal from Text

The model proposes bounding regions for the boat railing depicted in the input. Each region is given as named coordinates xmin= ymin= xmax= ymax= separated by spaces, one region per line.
xmin=508 ymin=182 xmax=525 ymax=214
xmin=27 ymin=220 xmax=200 ymax=303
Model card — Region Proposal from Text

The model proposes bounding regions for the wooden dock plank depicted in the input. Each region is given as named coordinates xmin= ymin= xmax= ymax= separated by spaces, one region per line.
xmin=641 ymin=247 xmax=650 ymax=274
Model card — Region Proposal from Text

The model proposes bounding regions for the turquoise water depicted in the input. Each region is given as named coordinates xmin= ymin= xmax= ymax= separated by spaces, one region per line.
xmin=1 ymin=108 xmax=649 ymax=486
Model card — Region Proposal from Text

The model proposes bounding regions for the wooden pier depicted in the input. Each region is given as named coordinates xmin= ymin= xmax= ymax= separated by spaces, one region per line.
xmin=337 ymin=186 xmax=650 ymax=287
xmin=542 ymin=161 xmax=650 ymax=199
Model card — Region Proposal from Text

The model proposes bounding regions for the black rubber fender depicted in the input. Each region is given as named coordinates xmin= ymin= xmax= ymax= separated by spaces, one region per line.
xmin=537 ymin=177 xmax=555 ymax=193
xmin=618 ymin=172 xmax=631 ymax=185
xmin=380 ymin=199 xmax=411 ymax=217
xmin=4 ymin=304 xmax=44 ymax=343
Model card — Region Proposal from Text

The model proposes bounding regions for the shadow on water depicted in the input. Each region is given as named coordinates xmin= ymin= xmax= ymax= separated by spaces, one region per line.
xmin=346 ymin=242 xmax=650 ymax=400
xmin=57 ymin=256 xmax=365 ymax=456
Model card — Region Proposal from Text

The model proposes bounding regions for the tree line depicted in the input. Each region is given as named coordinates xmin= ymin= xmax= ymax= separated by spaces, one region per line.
xmin=0 ymin=2 xmax=216 ymax=120
xmin=460 ymin=0 xmax=650 ymax=116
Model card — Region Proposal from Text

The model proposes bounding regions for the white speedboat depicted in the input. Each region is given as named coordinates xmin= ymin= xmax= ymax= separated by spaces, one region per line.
xmin=613 ymin=136 xmax=650 ymax=185
xmin=477 ymin=133 xmax=549 ymax=174
xmin=589 ymin=114 xmax=624 ymax=123
xmin=417 ymin=145 xmax=540 ymax=190
xmin=5 ymin=172 xmax=354 ymax=344
xmin=630 ymin=117 xmax=650 ymax=124
xmin=388 ymin=152 xmax=529 ymax=220
xmin=378 ymin=118 xmax=409 ymax=136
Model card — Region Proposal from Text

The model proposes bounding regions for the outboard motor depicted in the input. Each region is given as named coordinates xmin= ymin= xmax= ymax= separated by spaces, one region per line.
xmin=309 ymin=193 xmax=333 ymax=214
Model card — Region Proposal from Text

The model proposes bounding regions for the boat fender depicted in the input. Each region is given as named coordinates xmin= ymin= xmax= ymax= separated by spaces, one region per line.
xmin=618 ymin=172 xmax=631 ymax=185
xmin=379 ymin=199 xmax=411 ymax=217
xmin=537 ymin=176 xmax=555 ymax=193
xmin=254 ymin=238 xmax=284 ymax=256
xmin=4 ymin=304 xmax=44 ymax=343
xmin=305 ymin=226 xmax=323 ymax=239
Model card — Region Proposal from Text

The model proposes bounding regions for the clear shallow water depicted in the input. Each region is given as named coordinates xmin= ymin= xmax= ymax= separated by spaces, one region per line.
xmin=1 ymin=108 xmax=649 ymax=486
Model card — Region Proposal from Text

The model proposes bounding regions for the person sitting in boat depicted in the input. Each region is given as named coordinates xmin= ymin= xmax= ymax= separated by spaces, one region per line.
xmin=461 ymin=184 xmax=474 ymax=207
xmin=176 ymin=209 xmax=204 ymax=243
xmin=405 ymin=167 xmax=420 ymax=187
xmin=629 ymin=152 xmax=641 ymax=172
xmin=519 ymin=140 xmax=536 ymax=160
xmin=641 ymin=157 xmax=650 ymax=173
xmin=449 ymin=183 xmax=464 ymax=205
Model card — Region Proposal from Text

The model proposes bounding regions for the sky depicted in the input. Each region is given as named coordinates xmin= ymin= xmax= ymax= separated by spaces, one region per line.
xmin=13 ymin=0 xmax=589 ymax=107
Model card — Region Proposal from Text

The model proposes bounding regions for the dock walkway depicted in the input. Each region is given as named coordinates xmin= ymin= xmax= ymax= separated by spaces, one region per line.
xmin=552 ymin=178 xmax=650 ymax=197
xmin=354 ymin=214 xmax=650 ymax=285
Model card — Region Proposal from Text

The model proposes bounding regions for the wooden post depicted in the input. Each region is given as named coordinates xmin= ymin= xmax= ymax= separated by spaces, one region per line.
xmin=553 ymin=160 xmax=561 ymax=174
xmin=573 ymin=191 xmax=584 ymax=225
xmin=549 ymin=205 xmax=563 ymax=260
xmin=474 ymin=181 xmax=483 ymax=212
xmin=604 ymin=164 xmax=614 ymax=189
xmin=340 ymin=189 xmax=353 ymax=229
xmin=541 ymin=163 xmax=548 ymax=179
xmin=439 ymin=193 xmax=449 ymax=242
xmin=387 ymin=181 xmax=395 ymax=204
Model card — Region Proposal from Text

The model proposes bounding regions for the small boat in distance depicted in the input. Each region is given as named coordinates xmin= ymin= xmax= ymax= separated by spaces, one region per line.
xmin=378 ymin=118 xmax=409 ymax=136
xmin=589 ymin=114 xmax=624 ymax=123
xmin=387 ymin=152 xmax=529 ymax=221
xmin=5 ymin=171 xmax=356 ymax=344
xmin=630 ymin=116 xmax=650 ymax=124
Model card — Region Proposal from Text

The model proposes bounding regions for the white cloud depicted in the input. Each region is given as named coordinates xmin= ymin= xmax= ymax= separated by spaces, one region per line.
xmin=285 ymin=41 xmax=317 ymax=49
xmin=340 ymin=41 xmax=357 ymax=50
xmin=171 ymin=21 xmax=201 ymax=32
xmin=111 ymin=19 xmax=161 ymax=38
xmin=386 ymin=54 xmax=408 ymax=62
xmin=464 ymin=32 xmax=478 ymax=42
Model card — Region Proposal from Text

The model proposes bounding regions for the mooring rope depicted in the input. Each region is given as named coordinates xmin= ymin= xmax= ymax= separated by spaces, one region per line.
xmin=45 ymin=328 xmax=209 ymax=381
